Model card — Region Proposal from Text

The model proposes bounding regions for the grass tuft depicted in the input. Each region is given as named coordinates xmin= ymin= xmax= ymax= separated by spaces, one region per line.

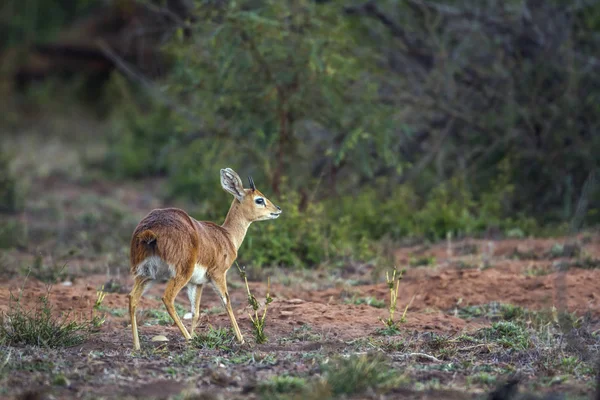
xmin=477 ymin=321 xmax=532 ymax=350
xmin=344 ymin=296 xmax=385 ymax=308
xmin=321 ymin=353 xmax=407 ymax=396
xmin=378 ymin=268 xmax=412 ymax=335
xmin=191 ymin=326 xmax=237 ymax=351
xmin=0 ymin=290 xmax=100 ymax=348
xmin=258 ymin=375 xmax=307 ymax=397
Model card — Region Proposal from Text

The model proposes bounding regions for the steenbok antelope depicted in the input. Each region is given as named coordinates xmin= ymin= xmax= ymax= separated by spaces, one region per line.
xmin=128 ymin=168 xmax=282 ymax=350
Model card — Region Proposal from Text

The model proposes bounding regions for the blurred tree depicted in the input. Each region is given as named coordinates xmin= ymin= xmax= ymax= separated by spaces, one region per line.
xmin=165 ymin=0 xmax=403 ymax=197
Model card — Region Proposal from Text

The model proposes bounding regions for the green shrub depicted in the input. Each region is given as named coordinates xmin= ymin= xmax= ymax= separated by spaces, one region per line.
xmin=239 ymin=190 xmax=376 ymax=267
xmin=240 ymin=191 xmax=326 ymax=267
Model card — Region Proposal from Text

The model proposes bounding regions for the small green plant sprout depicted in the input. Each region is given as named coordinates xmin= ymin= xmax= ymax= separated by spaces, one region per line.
xmin=90 ymin=285 xmax=107 ymax=330
xmin=94 ymin=285 xmax=107 ymax=310
xmin=236 ymin=262 xmax=273 ymax=344
xmin=379 ymin=268 xmax=410 ymax=335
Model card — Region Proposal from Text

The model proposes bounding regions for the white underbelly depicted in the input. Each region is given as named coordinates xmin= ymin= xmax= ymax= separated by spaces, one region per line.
xmin=189 ymin=264 xmax=209 ymax=285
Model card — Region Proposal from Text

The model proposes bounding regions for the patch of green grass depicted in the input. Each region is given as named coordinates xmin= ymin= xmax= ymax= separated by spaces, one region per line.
xmin=223 ymin=351 xmax=278 ymax=366
xmin=173 ymin=348 xmax=197 ymax=366
xmin=12 ymin=358 xmax=54 ymax=372
xmin=409 ymin=255 xmax=436 ymax=267
xmin=141 ymin=309 xmax=173 ymax=326
xmin=344 ymin=296 xmax=385 ymax=308
xmin=97 ymin=306 xmax=126 ymax=318
xmin=467 ymin=372 xmax=497 ymax=387
xmin=453 ymin=260 xmax=478 ymax=270
xmin=523 ymin=265 xmax=551 ymax=276
xmin=0 ymin=292 xmax=100 ymax=348
xmin=204 ymin=306 xmax=225 ymax=315
xmin=52 ymin=373 xmax=70 ymax=387
xmin=476 ymin=321 xmax=531 ymax=350
xmin=191 ymin=326 xmax=237 ymax=351
xmin=282 ymin=324 xmax=323 ymax=343
xmin=101 ymin=280 xmax=124 ymax=294
xmin=557 ymin=356 xmax=581 ymax=375
xmin=142 ymin=305 xmax=186 ymax=326
xmin=381 ymin=339 xmax=407 ymax=352
xmin=547 ymin=242 xmax=581 ymax=259
xmin=505 ymin=228 xmax=525 ymax=238
xmin=455 ymin=304 xmax=490 ymax=319
xmin=258 ymin=375 xmax=307 ymax=397
xmin=510 ymin=248 xmax=539 ymax=260
xmin=375 ymin=325 xmax=402 ymax=336
xmin=414 ymin=377 xmax=442 ymax=391
xmin=321 ymin=354 xmax=408 ymax=396
xmin=174 ymin=303 xmax=188 ymax=316
xmin=455 ymin=302 xmax=574 ymax=331
xmin=567 ymin=256 xmax=600 ymax=270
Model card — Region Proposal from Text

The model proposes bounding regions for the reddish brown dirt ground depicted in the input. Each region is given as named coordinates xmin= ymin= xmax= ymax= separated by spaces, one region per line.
xmin=2 ymin=235 xmax=599 ymax=346
xmin=0 ymin=174 xmax=598 ymax=399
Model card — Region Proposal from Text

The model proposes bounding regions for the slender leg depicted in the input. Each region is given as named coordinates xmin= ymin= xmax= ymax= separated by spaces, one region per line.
xmin=211 ymin=274 xmax=244 ymax=344
xmin=184 ymin=284 xmax=197 ymax=321
xmin=162 ymin=274 xmax=193 ymax=340
xmin=128 ymin=276 xmax=151 ymax=351
xmin=190 ymin=284 xmax=204 ymax=335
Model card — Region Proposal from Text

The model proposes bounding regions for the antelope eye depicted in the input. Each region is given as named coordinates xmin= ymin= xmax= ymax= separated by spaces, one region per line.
xmin=255 ymin=198 xmax=265 ymax=205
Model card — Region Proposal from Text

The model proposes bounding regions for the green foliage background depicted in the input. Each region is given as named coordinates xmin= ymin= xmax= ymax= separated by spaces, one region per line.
xmin=2 ymin=0 xmax=599 ymax=267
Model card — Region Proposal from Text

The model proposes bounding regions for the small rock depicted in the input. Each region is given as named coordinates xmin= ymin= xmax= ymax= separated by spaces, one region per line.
xmin=183 ymin=312 xmax=193 ymax=320
xmin=61 ymin=281 xmax=73 ymax=287
xmin=151 ymin=335 xmax=169 ymax=342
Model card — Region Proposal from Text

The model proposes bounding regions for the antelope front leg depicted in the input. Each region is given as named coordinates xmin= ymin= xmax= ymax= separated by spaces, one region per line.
xmin=212 ymin=274 xmax=244 ymax=344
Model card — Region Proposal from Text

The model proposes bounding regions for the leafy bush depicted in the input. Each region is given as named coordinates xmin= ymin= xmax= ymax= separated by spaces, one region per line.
xmin=239 ymin=190 xmax=377 ymax=267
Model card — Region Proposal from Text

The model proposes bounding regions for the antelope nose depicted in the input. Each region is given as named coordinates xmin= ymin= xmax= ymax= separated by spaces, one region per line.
xmin=276 ymin=205 xmax=281 ymax=211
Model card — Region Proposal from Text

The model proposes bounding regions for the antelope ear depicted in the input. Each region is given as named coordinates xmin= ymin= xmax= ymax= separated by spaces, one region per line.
xmin=220 ymin=168 xmax=245 ymax=201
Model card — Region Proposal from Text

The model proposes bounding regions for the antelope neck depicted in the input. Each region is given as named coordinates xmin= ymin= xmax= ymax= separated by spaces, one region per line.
xmin=221 ymin=200 xmax=252 ymax=250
